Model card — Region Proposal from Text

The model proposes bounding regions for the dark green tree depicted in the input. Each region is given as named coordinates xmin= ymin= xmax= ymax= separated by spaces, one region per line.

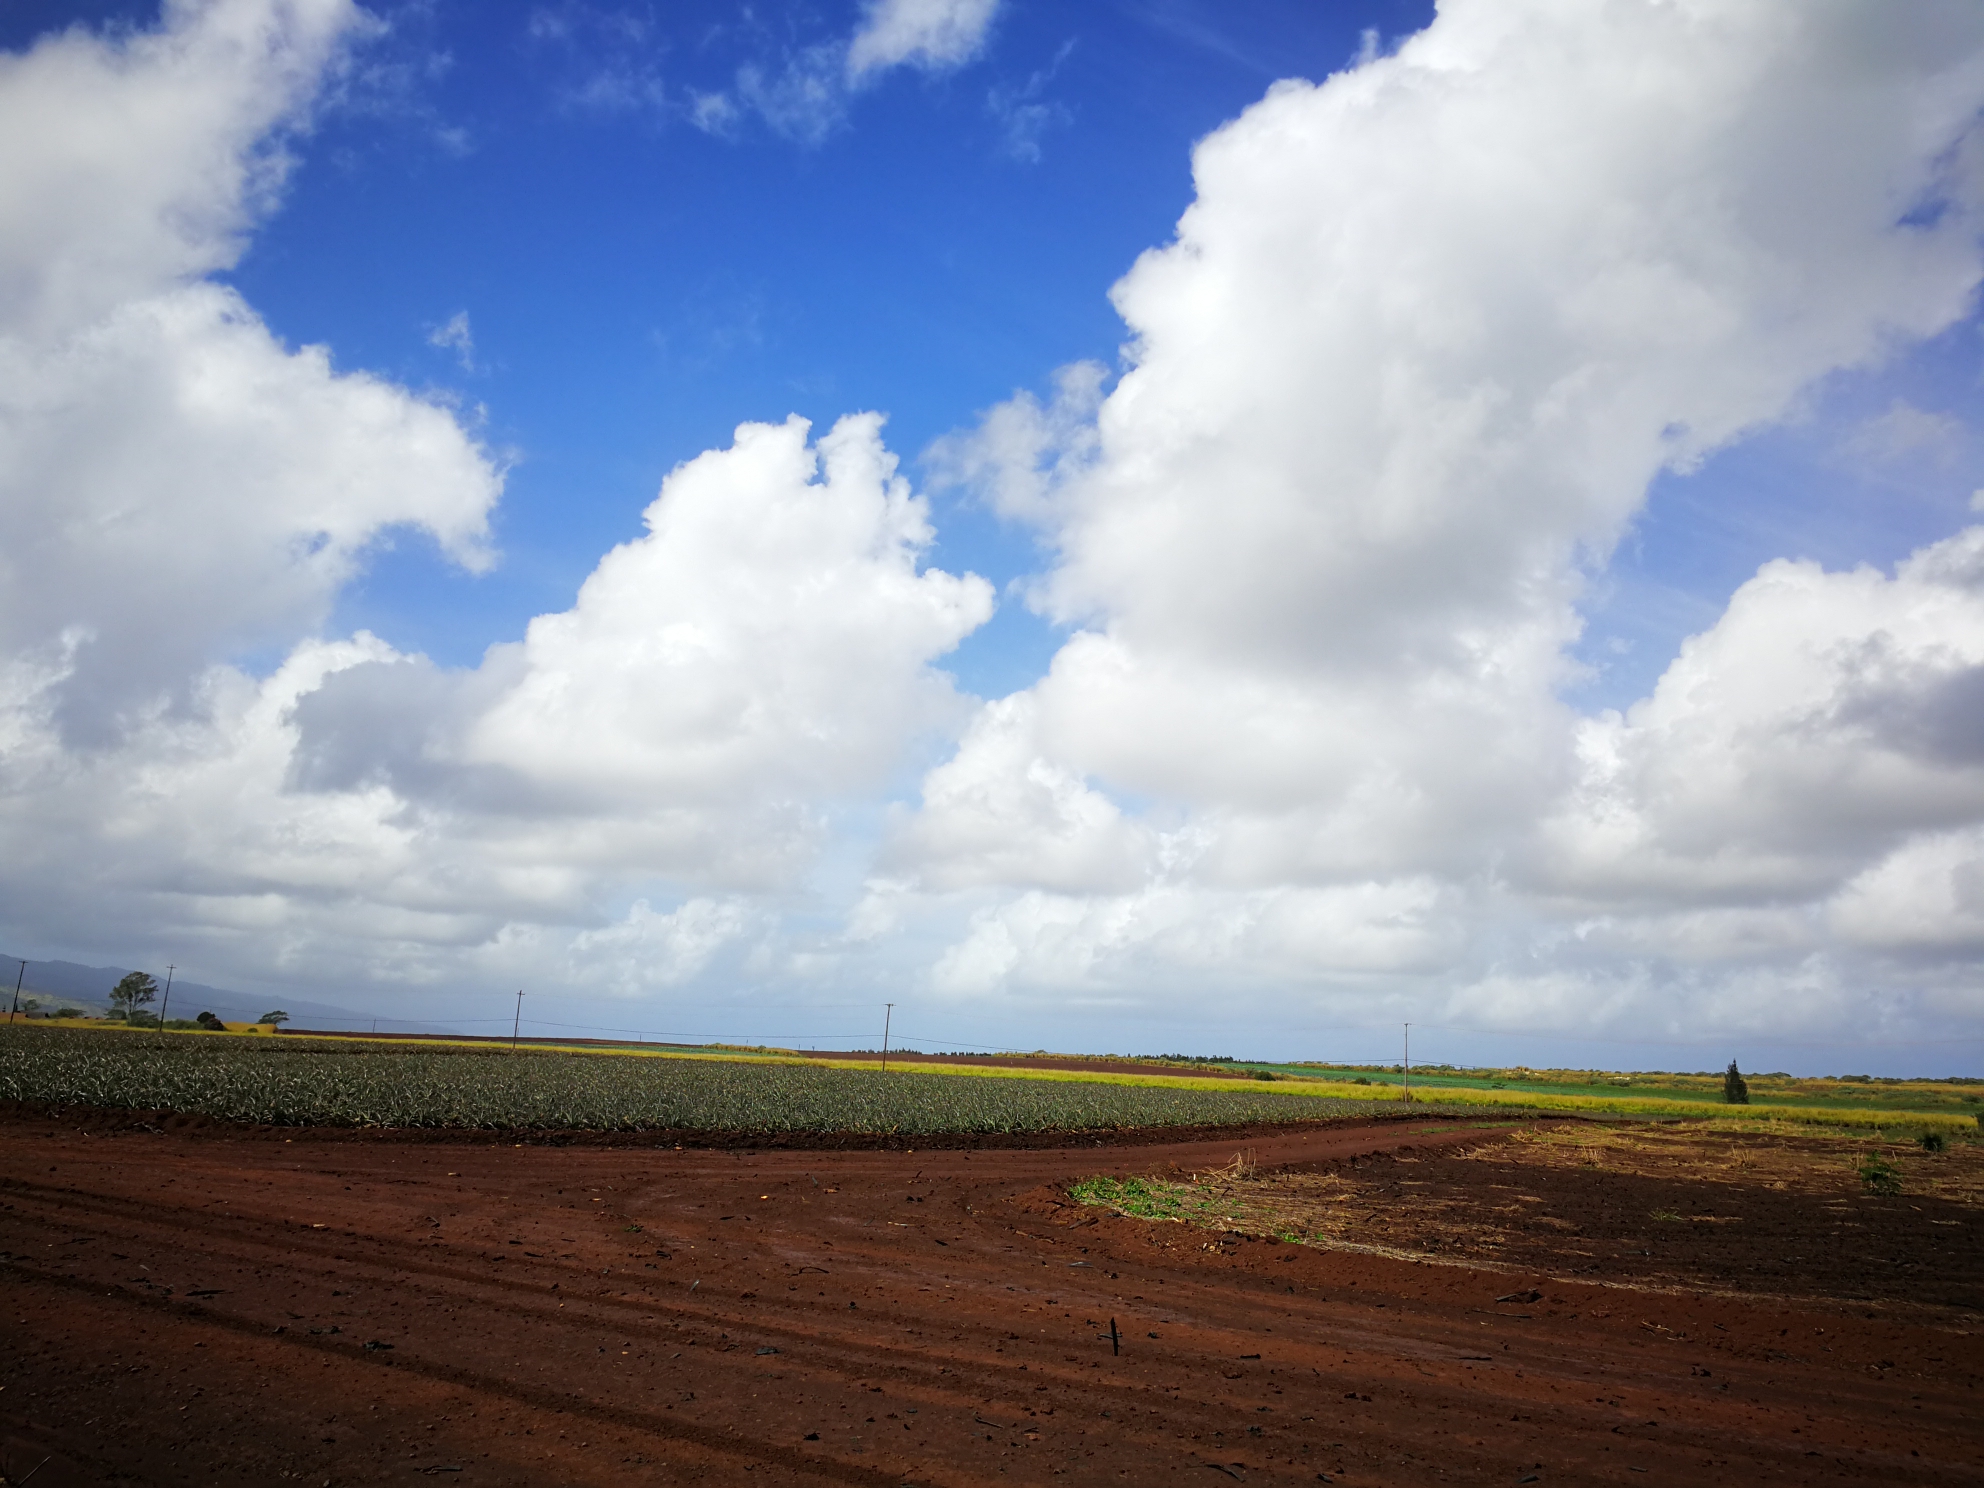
xmin=109 ymin=971 xmax=158 ymax=1024
xmin=1723 ymin=1060 xmax=1749 ymax=1105
xmin=259 ymin=1010 xmax=290 ymax=1030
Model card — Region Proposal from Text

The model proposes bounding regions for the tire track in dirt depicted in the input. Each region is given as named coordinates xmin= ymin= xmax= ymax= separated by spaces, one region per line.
xmin=3 ymin=1115 xmax=1980 ymax=1485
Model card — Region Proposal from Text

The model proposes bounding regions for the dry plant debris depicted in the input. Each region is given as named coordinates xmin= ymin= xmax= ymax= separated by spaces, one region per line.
xmin=1073 ymin=1120 xmax=1984 ymax=1313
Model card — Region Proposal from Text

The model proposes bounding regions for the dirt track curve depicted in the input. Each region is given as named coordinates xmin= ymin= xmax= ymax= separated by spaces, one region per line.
xmin=2 ymin=1113 xmax=1978 ymax=1485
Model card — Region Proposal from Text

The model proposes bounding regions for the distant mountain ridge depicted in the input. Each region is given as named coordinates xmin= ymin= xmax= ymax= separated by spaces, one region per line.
xmin=0 ymin=954 xmax=413 ymax=1031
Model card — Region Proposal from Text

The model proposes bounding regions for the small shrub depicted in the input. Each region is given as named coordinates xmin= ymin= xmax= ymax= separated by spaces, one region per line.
xmin=1857 ymin=1155 xmax=1901 ymax=1195
xmin=1253 ymin=1070 xmax=1277 ymax=1082
xmin=1919 ymin=1132 xmax=1947 ymax=1154
xmin=1351 ymin=1076 xmax=1371 ymax=1086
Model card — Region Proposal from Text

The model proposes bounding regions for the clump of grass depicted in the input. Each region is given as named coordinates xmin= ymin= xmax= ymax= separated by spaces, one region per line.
xmin=1069 ymin=1175 xmax=1206 ymax=1222
xmin=1857 ymin=1154 xmax=1902 ymax=1195
xmin=1919 ymin=1132 xmax=1948 ymax=1154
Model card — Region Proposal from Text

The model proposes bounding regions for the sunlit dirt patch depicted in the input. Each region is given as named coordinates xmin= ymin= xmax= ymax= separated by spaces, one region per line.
xmin=1072 ymin=1121 xmax=1984 ymax=1314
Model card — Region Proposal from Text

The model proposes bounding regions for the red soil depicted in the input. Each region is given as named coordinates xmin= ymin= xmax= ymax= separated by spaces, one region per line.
xmin=1 ymin=1113 xmax=1977 ymax=1486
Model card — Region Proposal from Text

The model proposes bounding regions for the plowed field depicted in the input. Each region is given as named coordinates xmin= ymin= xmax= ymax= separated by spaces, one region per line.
xmin=2 ymin=1112 xmax=1978 ymax=1486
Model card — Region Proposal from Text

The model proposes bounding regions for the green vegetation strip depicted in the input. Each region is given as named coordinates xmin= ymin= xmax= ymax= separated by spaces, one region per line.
xmin=13 ymin=1022 xmax=1970 ymax=1132
xmin=791 ymin=1057 xmax=1973 ymax=1131
xmin=0 ymin=1025 xmax=1415 ymax=1134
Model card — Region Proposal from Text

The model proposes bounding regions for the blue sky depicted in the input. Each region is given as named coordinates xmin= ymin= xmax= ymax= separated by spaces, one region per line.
xmin=5 ymin=0 xmax=1984 ymax=1073
xmin=210 ymin=0 xmax=1433 ymax=691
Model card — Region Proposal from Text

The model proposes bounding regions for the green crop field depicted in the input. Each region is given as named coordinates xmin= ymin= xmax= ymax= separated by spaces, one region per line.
xmin=1117 ymin=1058 xmax=1983 ymax=1126
xmin=4 ymin=1022 xmax=1969 ymax=1136
xmin=0 ymin=1024 xmax=1415 ymax=1134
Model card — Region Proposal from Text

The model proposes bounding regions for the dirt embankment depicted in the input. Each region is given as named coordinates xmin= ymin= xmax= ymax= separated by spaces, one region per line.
xmin=2 ymin=1115 xmax=1978 ymax=1486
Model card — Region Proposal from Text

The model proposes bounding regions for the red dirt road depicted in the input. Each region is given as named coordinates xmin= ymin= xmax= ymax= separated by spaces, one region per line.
xmin=2 ymin=1115 xmax=1978 ymax=1486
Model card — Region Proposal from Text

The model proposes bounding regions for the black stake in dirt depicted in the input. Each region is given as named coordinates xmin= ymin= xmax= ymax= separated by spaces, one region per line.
xmin=512 ymin=989 xmax=524 ymax=1051
xmin=7 ymin=959 xmax=22 ymax=1026
xmin=1109 ymin=1317 xmax=1120 ymax=1356
xmin=157 ymin=964 xmax=175 ymax=1029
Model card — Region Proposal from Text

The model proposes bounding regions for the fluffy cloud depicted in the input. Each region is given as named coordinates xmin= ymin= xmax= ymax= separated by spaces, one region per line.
xmin=4 ymin=410 xmax=990 ymax=989
xmin=11 ymin=0 xmax=1984 ymax=1056
xmin=291 ymin=412 xmax=993 ymax=884
xmin=897 ymin=0 xmax=1984 ymax=1030
xmin=930 ymin=879 xmax=1459 ymax=1001
xmin=1537 ymin=529 xmax=1984 ymax=908
xmin=0 ymin=0 xmax=500 ymax=744
xmin=0 ymin=0 xmax=999 ymax=1008
xmin=0 ymin=0 xmax=360 ymax=338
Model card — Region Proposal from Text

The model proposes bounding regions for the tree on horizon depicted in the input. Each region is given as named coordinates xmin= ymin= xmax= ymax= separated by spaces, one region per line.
xmin=109 ymin=971 xmax=158 ymax=1024
xmin=1723 ymin=1060 xmax=1749 ymax=1105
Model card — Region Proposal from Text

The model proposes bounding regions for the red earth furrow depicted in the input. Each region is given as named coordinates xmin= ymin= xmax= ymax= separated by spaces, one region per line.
xmin=2 ymin=1113 xmax=1979 ymax=1485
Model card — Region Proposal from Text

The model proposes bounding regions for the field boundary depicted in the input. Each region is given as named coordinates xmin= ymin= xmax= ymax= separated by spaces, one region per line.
xmin=7 ymin=1021 xmax=1974 ymax=1134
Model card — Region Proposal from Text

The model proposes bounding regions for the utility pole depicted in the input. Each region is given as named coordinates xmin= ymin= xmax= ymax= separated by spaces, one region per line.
xmin=880 ymin=1003 xmax=894 ymax=1072
xmin=512 ymin=990 xmax=525 ymax=1051
xmin=1403 ymin=1023 xmax=1411 ymax=1103
xmin=157 ymin=964 xmax=175 ymax=1030
xmin=7 ymin=960 xmax=23 ymax=1025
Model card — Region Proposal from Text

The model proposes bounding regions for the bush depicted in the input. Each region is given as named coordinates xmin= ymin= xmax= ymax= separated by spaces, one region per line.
xmin=1857 ymin=1155 xmax=1901 ymax=1195
xmin=1919 ymin=1131 xmax=1947 ymax=1154
xmin=1253 ymin=1070 xmax=1277 ymax=1081
xmin=1723 ymin=1061 xmax=1749 ymax=1105
xmin=195 ymin=1011 xmax=224 ymax=1030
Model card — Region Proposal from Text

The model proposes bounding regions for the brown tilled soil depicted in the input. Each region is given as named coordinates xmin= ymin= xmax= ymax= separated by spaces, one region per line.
xmin=1120 ymin=1122 xmax=1984 ymax=1310
xmin=1 ymin=1113 xmax=1978 ymax=1486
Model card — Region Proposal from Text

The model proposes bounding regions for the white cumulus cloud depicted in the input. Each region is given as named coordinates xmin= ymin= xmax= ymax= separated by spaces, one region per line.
xmin=0 ymin=0 xmax=501 ymax=746
xmin=11 ymin=0 xmax=1984 ymax=1059
xmin=897 ymin=0 xmax=1984 ymax=1037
